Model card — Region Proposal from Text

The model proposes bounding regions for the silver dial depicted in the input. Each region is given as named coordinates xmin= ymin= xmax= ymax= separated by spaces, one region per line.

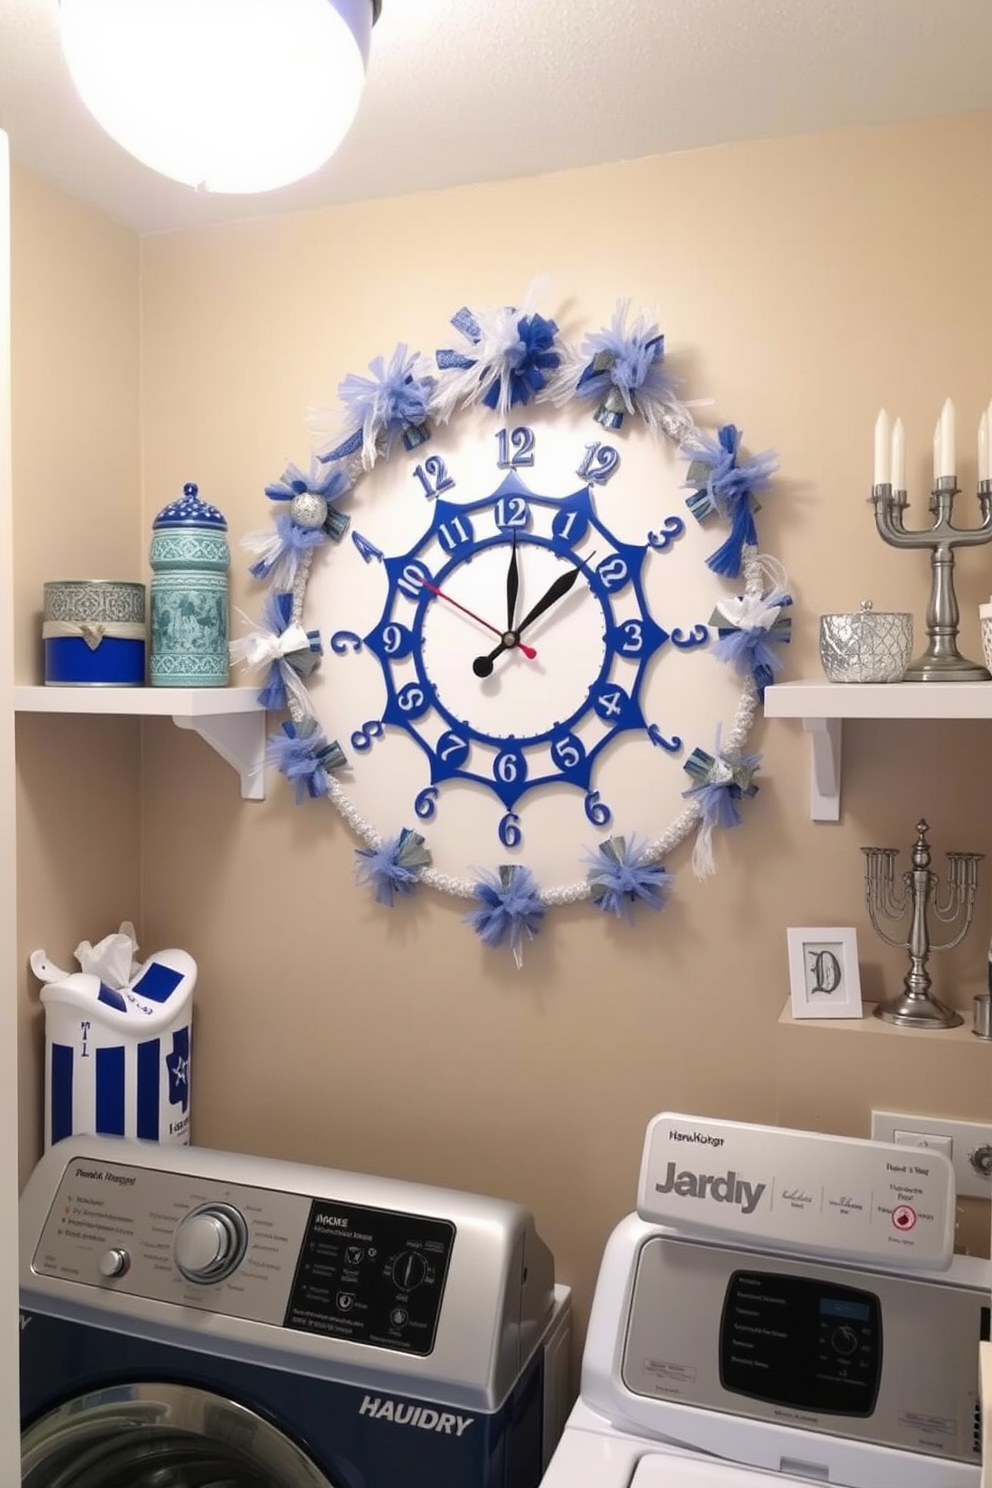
xmin=174 ymin=1203 xmax=247 ymax=1283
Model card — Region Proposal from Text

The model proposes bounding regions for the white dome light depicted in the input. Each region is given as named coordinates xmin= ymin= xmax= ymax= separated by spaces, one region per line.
xmin=59 ymin=0 xmax=379 ymax=195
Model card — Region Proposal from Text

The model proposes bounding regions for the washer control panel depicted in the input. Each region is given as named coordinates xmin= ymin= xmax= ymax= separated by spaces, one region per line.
xmin=30 ymin=1155 xmax=454 ymax=1353
xmin=285 ymin=1198 xmax=454 ymax=1354
xmin=622 ymin=1233 xmax=988 ymax=1464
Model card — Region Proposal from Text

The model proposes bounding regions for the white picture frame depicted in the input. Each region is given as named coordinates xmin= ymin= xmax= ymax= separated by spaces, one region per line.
xmin=787 ymin=927 xmax=863 ymax=1020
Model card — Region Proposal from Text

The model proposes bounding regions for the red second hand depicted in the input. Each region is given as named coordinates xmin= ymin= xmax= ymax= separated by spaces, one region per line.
xmin=422 ymin=580 xmax=537 ymax=659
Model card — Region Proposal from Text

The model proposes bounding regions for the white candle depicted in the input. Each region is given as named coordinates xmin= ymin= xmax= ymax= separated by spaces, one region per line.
xmin=873 ymin=408 xmax=890 ymax=487
xmin=891 ymin=417 xmax=906 ymax=492
xmin=937 ymin=397 xmax=956 ymax=481
xmin=979 ymin=411 xmax=989 ymax=485
xmin=933 ymin=415 xmax=941 ymax=486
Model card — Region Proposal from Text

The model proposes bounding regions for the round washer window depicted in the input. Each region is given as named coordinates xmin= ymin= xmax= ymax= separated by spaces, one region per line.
xmin=22 ymin=1383 xmax=335 ymax=1488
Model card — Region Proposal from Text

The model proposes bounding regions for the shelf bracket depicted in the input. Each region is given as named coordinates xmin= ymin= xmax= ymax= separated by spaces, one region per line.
xmin=172 ymin=710 xmax=267 ymax=800
xmin=804 ymin=715 xmax=842 ymax=822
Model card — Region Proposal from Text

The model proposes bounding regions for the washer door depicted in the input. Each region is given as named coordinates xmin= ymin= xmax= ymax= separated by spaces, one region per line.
xmin=22 ymin=1383 xmax=336 ymax=1488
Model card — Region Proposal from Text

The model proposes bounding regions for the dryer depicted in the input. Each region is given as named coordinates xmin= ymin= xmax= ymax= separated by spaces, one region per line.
xmin=19 ymin=1136 xmax=571 ymax=1488
xmin=542 ymin=1113 xmax=990 ymax=1488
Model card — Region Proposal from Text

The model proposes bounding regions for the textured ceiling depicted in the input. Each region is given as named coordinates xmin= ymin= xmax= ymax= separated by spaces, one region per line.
xmin=1 ymin=0 xmax=992 ymax=235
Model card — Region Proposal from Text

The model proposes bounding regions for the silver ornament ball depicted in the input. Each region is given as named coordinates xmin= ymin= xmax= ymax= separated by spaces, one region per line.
xmin=290 ymin=491 xmax=328 ymax=530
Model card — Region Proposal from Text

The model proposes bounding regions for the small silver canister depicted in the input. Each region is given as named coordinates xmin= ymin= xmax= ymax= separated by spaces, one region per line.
xmin=819 ymin=600 xmax=913 ymax=683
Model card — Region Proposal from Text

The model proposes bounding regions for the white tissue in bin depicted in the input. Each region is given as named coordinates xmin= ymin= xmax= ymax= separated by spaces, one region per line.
xmin=35 ymin=946 xmax=196 ymax=1149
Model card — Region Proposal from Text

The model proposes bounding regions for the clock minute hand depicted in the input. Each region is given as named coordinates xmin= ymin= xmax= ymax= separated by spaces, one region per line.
xmin=515 ymin=564 xmax=583 ymax=636
xmin=472 ymin=560 xmax=586 ymax=678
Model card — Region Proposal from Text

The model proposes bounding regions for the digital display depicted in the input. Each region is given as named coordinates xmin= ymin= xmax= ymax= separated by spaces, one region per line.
xmin=820 ymin=1297 xmax=872 ymax=1322
xmin=720 ymin=1270 xmax=882 ymax=1415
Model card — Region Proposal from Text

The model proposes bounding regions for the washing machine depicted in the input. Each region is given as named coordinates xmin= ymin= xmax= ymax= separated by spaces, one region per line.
xmin=542 ymin=1128 xmax=990 ymax=1488
xmin=19 ymin=1136 xmax=571 ymax=1487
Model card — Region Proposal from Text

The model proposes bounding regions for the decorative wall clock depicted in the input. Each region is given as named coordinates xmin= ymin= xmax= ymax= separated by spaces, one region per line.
xmin=237 ymin=299 xmax=790 ymax=961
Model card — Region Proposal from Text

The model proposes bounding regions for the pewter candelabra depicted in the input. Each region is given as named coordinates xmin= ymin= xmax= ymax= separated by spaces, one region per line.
xmin=862 ymin=820 xmax=982 ymax=1029
xmin=871 ymin=476 xmax=992 ymax=681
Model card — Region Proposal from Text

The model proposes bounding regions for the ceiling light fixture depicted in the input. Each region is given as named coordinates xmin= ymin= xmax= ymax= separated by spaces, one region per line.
xmin=59 ymin=0 xmax=381 ymax=195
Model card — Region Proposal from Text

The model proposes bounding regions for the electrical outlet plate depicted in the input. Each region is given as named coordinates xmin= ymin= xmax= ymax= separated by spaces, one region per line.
xmin=871 ymin=1110 xmax=992 ymax=1199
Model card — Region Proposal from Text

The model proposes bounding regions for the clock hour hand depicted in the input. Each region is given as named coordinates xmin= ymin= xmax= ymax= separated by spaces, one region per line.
xmin=472 ymin=561 xmax=585 ymax=677
xmin=506 ymin=528 xmax=520 ymax=632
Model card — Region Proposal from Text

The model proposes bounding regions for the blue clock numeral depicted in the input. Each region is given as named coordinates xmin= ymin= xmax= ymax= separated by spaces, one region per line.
xmin=648 ymin=516 xmax=686 ymax=551
xmin=551 ymin=733 xmax=585 ymax=772
xmin=496 ymin=427 xmax=535 ymax=468
xmin=494 ymin=749 xmax=527 ymax=787
xmin=498 ymin=811 xmax=522 ymax=848
xmin=381 ymin=623 xmax=413 ymax=657
xmin=330 ymin=630 xmax=363 ymax=655
xmin=413 ymin=456 xmax=455 ymax=499
xmin=593 ymin=685 xmax=636 ymax=724
xmin=648 ymin=724 xmax=682 ymax=753
xmin=396 ymin=683 xmax=430 ymax=717
xmin=396 ymin=561 xmax=431 ymax=600
xmin=414 ymin=786 xmax=439 ymax=820
xmin=350 ymin=720 xmax=384 ymax=752
xmin=494 ymin=495 xmax=530 ymax=530
xmin=595 ymin=554 xmax=630 ymax=593
xmin=436 ymin=513 xmax=475 ymax=553
xmin=552 ymin=507 xmax=589 ymax=546
xmin=584 ymin=790 xmax=612 ymax=827
xmin=672 ymin=625 xmax=709 ymax=649
xmin=577 ymin=442 xmax=620 ymax=484
xmin=437 ymin=730 xmax=469 ymax=767
xmin=618 ymin=620 xmax=643 ymax=655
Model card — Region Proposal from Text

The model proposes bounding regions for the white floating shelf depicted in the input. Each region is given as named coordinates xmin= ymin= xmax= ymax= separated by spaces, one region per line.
xmin=13 ymin=685 xmax=267 ymax=800
xmin=764 ymin=680 xmax=992 ymax=821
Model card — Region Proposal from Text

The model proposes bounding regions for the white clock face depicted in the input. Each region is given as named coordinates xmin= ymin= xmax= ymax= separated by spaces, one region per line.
xmin=419 ymin=539 xmax=609 ymax=743
xmin=302 ymin=401 xmax=751 ymax=890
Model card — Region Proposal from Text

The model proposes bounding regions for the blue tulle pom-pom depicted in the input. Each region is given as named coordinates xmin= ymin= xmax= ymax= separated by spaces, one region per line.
xmin=266 ymin=718 xmax=346 ymax=805
xmin=710 ymin=590 xmax=792 ymax=700
xmin=320 ymin=344 xmax=436 ymax=466
xmin=466 ymin=864 xmax=546 ymax=968
xmin=355 ymin=828 xmax=432 ymax=907
xmin=585 ymin=836 xmax=674 ymax=922
xmin=683 ymin=425 xmax=779 ymax=577
xmin=682 ymin=746 xmax=760 ymax=877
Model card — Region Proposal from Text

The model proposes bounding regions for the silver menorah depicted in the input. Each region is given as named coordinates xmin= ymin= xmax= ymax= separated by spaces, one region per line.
xmin=862 ymin=820 xmax=983 ymax=1029
xmin=871 ymin=475 xmax=992 ymax=681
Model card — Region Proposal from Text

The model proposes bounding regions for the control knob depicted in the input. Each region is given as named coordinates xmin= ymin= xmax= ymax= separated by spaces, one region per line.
xmin=175 ymin=1203 xmax=247 ymax=1283
xmin=98 ymin=1248 xmax=130 ymax=1278
xmin=391 ymin=1249 xmax=427 ymax=1291
xmin=831 ymin=1324 xmax=859 ymax=1357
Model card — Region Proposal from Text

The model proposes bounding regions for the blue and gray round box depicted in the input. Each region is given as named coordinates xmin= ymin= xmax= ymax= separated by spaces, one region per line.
xmin=43 ymin=580 xmax=147 ymax=686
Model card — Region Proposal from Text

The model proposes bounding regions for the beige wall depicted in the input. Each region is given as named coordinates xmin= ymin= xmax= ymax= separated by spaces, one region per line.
xmin=11 ymin=168 xmax=143 ymax=1177
xmin=13 ymin=111 xmax=992 ymax=1375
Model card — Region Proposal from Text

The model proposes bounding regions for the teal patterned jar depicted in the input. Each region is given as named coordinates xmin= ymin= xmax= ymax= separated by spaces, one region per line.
xmin=150 ymin=482 xmax=230 ymax=687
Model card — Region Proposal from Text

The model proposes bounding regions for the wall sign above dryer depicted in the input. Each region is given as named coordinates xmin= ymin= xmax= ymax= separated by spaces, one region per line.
xmin=237 ymin=295 xmax=790 ymax=960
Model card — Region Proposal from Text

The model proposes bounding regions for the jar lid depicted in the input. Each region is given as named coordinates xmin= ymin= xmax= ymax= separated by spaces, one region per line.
xmin=153 ymin=482 xmax=228 ymax=532
xmin=820 ymin=599 xmax=910 ymax=622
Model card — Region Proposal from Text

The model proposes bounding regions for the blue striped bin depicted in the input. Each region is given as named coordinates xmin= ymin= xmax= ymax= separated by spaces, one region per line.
xmin=39 ymin=949 xmax=195 ymax=1149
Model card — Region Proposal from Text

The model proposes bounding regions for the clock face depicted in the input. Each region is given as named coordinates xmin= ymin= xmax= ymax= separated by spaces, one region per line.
xmin=301 ymin=400 xmax=753 ymax=891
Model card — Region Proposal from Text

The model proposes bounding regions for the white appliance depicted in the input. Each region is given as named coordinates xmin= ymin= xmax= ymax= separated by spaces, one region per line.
xmin=543 ymin=1114 xmax=990 ymax=1488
